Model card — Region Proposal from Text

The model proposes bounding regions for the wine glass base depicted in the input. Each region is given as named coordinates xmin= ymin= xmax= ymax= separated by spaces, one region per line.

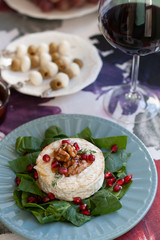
xmin=103 ymin=84 xmax=160 ymax=124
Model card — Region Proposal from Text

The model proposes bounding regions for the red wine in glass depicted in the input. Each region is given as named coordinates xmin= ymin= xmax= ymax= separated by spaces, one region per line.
xmin=98 ymin=0 xmax=160 ymax=123
xmin=101 ymin=3 xmax=160 ymax=55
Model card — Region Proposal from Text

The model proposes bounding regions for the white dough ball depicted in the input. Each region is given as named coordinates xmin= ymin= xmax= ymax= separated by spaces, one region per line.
xmin=39 ymin=53 xmax=52 ymax=68
xmin=67 ymin=62 xmax=80 ymax=77
xmin=16 ymin=44 xmax=27 ymax=58
xmin=37 ymin=43 xmax=49 ymax=54
xmin=60 ymin=56 xmax=72 ymax=66
xmin=46 ymin=62 xmax=58 ymax=77
xmin=21 ymin=56 xmax=31 ymax=72
xmin=29 ymin=71 xmax=43 ymax=86
xmin=54 ymin=72 xmax=69 ymax=88
xmin=58 ymin=40 xmax=71 ymax=56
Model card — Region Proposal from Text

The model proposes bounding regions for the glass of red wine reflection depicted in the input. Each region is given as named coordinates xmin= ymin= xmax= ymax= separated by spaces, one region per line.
xmin=98 ymin=0 xmax=160 ymax=123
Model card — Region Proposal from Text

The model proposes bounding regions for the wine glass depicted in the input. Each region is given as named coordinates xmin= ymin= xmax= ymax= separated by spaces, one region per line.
xmin=98 ymin=0 xmax=160 ymax=124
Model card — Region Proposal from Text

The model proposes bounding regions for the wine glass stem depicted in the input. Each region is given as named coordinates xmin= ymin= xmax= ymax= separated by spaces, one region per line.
xmin=126 ymin=55 xmax=140 ymax=101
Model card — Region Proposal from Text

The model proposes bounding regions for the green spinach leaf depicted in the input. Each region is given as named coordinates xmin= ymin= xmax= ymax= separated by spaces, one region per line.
xmin=16 ymin=174 xmax=45 ymax=197
xmin=16 ymin=136 xmax=42 ymax=154
xmin=62 ymin=204 xmax=91 ymax=226
xmin=71 ymin=127 xmax=92 ymax=141
xmin=13 ymin=189 xmax=23 ymax=209
xmin=21 ymin=192 xmax=45 ymax=210
xmin=83 ymin=189 xmax=122 ymax=216
xmin=92 ymin=136 xmax=127 ymax=150
xmin=45 ymin=201 xmax=70 ymax=221
xmin=45 ymin=126 xmax=68 ymax=139
xmin=104 ymin=151 xmax=131 ymax=173
xmin=8 ymin=152 xmax=40 ymax=173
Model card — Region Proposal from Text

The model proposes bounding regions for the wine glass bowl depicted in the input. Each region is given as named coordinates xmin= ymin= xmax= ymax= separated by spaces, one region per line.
xmin=98 ymin=0 xmax=160 ymax=123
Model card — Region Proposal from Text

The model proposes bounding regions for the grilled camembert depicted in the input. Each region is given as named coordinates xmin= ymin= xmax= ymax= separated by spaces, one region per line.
xmin=34 ymin=138 xmax=104 ymax=201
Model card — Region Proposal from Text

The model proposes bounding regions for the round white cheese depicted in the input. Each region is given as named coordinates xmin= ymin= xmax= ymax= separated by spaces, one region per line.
xmin=34 ymin=138 xmax=105 ymax=201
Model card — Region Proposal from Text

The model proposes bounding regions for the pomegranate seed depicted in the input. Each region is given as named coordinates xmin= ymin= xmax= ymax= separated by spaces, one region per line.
xmin=124 ymin=174 xmax=133 ymax=183
xmin=33 ymin=170 xmax=38 ymax=180
xmin=116 ymin=178 xmax=124 ymax=186
xmin=15 ymin=176 xmax=21 ymax=186
xmin=79 ymin=203 xmax=88 ymax=211
xmin=106 ymin=178 xmax=114 ymax=187
xmin=27 ymin=164 xmax=34 ymax=173
xmin=42 ymin=196 xmax=50 ymax=203
xmin=81 ymin=153 xmax=87 ymax=160
xmin=51 ymin=161 xmax=59 ymax=169
xmin=111 ymin=144 xmax=118 ymax=153
xmin=62 ymin=139 xmax=71 ymax=144
xmin=47 ymin=192 xmax=55 ymax=201
xmin=113 ymin=184 xmax=122 ymax=192
xmin=73 ymin=197 xmax=82 ymax=205
xmin=81 ymin=210 xmax=91 ymax=216
xmin=28 ymin=196 xmax=36 ymax=203
xmin=87 ymin=154 xmax=95 ymax=162
xmin=104 ymin=171 xmax=113 ymax=179
xmin=37 ymin=196 xmax=42 ymax=204
xmin=58 ymin=167 xmax=68 ymax=175
xmin=110 ymin=176 xmax=116 ymax=183
xmin=42 ymin=154 xmax=51 ymax=162
xmin=73 ymin=142 xmax=80 ymax=151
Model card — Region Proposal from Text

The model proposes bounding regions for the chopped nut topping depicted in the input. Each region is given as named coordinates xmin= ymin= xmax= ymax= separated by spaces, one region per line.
xmin=54 ymin=148 xmax=70 ymax=162
xmin=68 ymin=160 xmax=89 ymax=175
xmin=52 ymin=141 xmax=95 ymax=176
xmin=64 ymin=144 xmax=77 ymax=158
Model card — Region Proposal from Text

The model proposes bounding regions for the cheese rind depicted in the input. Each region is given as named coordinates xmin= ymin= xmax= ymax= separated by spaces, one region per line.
xmin=34 ymin=138 xmax=105 ymax=201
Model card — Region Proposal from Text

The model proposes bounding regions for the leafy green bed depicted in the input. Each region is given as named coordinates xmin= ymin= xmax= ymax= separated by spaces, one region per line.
xmin=9 ymin=126 xmax=132 ymax=227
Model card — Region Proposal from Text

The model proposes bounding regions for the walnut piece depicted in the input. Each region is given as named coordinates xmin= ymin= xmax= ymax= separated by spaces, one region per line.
xmin=54 ymin=148 xmax=70 ymax=162
xmin=53 ymin=141 xmax=93 ymax=176
xmin=65 ymin=144 xmax=77 ymax=158
xmin=68 ymin=160 xmax=89 ymax=175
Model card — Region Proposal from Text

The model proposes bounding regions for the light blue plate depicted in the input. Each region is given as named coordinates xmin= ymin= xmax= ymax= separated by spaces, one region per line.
xmin=0 ymin=114 xmax=158 ymax=240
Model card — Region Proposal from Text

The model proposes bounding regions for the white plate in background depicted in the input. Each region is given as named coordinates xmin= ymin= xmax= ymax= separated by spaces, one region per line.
xmin=4 ymin=0 xmax=98 ymax=20
xmin=1 ymin=31 xmax=102 ymax=98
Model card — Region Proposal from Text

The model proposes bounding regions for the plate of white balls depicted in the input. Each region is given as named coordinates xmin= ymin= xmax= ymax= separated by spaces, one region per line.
xmin=1 ymin=31 xmax=102 ymax=98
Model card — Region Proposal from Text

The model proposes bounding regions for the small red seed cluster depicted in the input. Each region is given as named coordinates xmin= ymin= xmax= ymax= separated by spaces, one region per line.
xmin=26 ymin=164 xmax=39 ymax=179
xmin=15 ymin=164 xmax=38 ymax=187
xmin=42 ymin=139 xmax=96 ymax=176
xmin=104 ymin=144 xmax=133 ymax=192
xmin=105 ymin=171 xmax=133 ymax=192
xmin=14 ymin=155 xmax=55 ymax=203
xmin=73 ymin=197 xmax=91 ymax=216
xmin=15 ymin=150 xmax=39 ymax=188
xmin=27 ymin=192 xmax=55 ymax=204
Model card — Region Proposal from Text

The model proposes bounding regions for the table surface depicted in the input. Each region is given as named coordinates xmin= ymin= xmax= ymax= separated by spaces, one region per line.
xmin=0 ymin=1 xmax=160 ymax=240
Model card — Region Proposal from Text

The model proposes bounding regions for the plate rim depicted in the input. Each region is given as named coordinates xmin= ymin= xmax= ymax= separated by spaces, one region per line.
xmin=4 ymin=0 xmax=98 ymax=20
xmin=0 ymin=113 xmax=158 ymax=240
